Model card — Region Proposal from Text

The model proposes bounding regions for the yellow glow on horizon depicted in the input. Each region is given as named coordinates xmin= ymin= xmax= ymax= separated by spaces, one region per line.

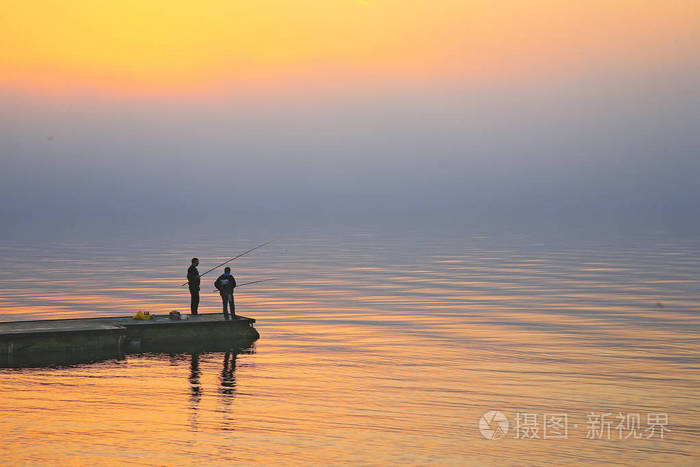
xmin=1 ymin=0 xmax=698 ymax=96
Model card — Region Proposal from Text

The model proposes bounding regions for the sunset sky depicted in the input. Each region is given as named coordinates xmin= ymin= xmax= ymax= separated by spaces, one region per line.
xmin=2 ymin=1 xmax=698 ymax=95
xmin=1 ymin=1 xmax=699 ymax=236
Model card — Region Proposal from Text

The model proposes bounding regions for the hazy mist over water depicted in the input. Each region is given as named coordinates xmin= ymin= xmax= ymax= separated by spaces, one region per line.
xmin=2 ymin=65 xmax=699 ymax=239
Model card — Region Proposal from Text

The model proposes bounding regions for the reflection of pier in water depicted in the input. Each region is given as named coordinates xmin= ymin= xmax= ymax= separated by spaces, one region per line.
xmin=0 ymin=335 xmax=256 ymax=369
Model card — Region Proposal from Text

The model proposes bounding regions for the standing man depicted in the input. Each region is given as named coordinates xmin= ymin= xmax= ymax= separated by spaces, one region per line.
xmin=187 ymin=258 xmax=200 ymax=315
xmin=214 ymin=267 xmax=237 ymax=320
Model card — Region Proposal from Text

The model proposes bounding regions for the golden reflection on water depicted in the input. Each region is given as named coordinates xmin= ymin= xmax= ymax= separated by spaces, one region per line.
xmin=0 ymin=235 xmax=698 ymax=465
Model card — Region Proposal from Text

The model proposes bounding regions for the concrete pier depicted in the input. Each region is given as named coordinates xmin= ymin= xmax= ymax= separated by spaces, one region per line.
xmin=0 ymin=313 xmax=259 ymax=367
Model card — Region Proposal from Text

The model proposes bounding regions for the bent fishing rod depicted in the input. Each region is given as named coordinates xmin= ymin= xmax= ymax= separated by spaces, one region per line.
xmin=181 ymin=240 xmax=272 ymax=286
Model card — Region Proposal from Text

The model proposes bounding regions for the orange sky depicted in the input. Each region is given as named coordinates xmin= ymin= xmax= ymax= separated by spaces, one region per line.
xmin=1 ymin=0 xmax=698 ymax=96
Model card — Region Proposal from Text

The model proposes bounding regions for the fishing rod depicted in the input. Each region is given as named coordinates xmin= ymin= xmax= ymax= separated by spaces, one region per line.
xmin=237 ymin=278 xmax=276 ymax=287
xmin=211 ymin=278 xmax=276 ymax=292
xmin=181 ymin=240 xmax=273 ymax=286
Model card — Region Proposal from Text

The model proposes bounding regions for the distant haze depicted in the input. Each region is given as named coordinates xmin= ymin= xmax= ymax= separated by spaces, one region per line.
xmin=1 ymin=1 xmax=699 ymax=238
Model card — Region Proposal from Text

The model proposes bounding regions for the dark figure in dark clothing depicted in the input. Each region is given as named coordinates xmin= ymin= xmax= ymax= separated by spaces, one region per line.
xmin=214 ymin=267 xmax=237 ymax=320
xmin=187 ymin=258 xmax=200 ymax=315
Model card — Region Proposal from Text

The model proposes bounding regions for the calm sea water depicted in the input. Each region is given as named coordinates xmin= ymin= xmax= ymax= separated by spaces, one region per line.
xmin=0 ymin=231 xmax=698 ymax=465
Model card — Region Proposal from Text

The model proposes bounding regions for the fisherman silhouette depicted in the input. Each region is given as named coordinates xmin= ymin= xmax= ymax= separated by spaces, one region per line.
xmin=214 ymin=267 xmax=237 ymax=320
xmin=187 ymin=258 xmax=200 ymax=315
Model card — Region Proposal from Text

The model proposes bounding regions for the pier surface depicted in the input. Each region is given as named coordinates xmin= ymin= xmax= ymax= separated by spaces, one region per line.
xmin=0 ymin=320 xmax=125 ymax=336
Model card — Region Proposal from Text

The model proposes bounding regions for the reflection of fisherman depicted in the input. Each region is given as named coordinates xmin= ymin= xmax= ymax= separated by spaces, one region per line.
xmin=187 ymin=258 xmax=200 ymax=315
xmin=220 ymin=351 xmax=237 ymax=395
xmin=188 ymin=352 xmax=201 ymax=431
xmin=189 ymin=353 xmax=201 ymax=400
xmin=214 ymin=267 xmax=237 ymax=320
